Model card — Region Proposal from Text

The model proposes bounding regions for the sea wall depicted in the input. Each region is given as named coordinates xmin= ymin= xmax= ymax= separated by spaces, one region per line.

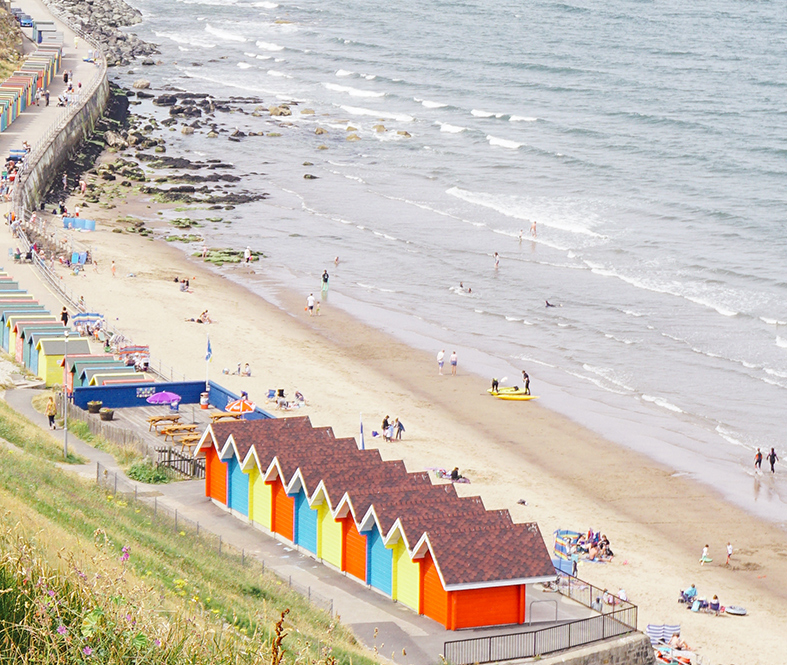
xmin=533 ymin=633 xmax=654 ymax=665
xmin=16 ymin=69 xmax=109 ymax=214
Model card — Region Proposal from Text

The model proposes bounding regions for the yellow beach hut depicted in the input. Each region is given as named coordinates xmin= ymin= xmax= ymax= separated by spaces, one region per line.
xmin=37 ymin=338 xmax=91 ymax=385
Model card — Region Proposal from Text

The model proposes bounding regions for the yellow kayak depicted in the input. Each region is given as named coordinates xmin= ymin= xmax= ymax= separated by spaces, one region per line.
xmin=487 ymin=388 xmax=539 ymax=401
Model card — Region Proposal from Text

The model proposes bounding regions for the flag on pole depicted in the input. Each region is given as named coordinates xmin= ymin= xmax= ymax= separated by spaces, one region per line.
xmin=359 ymin=413 xmax=365 ymax=450
xmin=205 ymin=335 xmax=213 ymax=362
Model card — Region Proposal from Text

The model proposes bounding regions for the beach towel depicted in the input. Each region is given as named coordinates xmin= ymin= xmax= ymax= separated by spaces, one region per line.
xmin=71 ymin=252 xmax=79 ymax=264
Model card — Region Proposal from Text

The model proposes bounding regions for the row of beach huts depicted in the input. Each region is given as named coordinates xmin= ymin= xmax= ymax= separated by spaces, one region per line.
xmin=195 ymin=417 xmax=557 ymax=630
xmin=0 ymin=271 xmax=149 ymax=388
xmin=1 ymin=8 xmax=63 ymax=132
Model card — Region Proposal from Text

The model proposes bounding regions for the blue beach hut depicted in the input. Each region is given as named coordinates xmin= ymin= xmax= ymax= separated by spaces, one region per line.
xmin=365 ymin=521 xmax=393 ymax=595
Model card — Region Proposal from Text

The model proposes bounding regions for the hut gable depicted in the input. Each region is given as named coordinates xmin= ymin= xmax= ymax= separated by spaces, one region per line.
xmin=415 ymin=522 xmax=555 ymax=589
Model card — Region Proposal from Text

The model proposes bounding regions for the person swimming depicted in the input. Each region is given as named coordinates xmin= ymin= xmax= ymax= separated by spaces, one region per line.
xmin=546 ymin=300 xmax=556 ymax=307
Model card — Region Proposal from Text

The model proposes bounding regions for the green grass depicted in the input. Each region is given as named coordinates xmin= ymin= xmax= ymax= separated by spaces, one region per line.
xmin=126 ymin=460 xmax=170 ymax=484
xmin=65 ymin=420 xmax=145 ymax=468
xmin=0 ymin=447 xmax=375 ymax=665
xmin=0 ymin=399 xmax=84 ymax=464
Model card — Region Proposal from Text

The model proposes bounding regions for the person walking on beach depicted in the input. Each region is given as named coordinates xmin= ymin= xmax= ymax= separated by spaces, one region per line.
xmin=60 ymin=307 xmax=69 ymax=326
xmin=45 ymin=396 xmax=57 ymax=429
xmin=700 ymin=544 xmax=710 ymax=565
xmin=111 ymin=260 xmax=116 ymax=277
xmin=767 ymin=447 xmax=778 ymax=473
xmin=382 ymin=415 xmax=390 ymax=442
xmin=306 ymin=293 xmax=315 ymax=316
xmin=62 ymin=174 xmax=67 ymax=191
xmin=450 ymin=350 xmax=458 ymax=376
xmin=244 ymin=246 xmax=252 ymax=264
xmin=522 ymin=369 xmax=530 ymax=395
xmin=755 ymin=448 xmax=763 ymax=470
xmin=437 ymin=349 xmax=445 ymax=375
xmin=395 ymin=418 xmax=405 ymax=440
xmin=726 ymin=542 xmax=733 ymax=566
xmin=322 ymin=269 xmax=329 ymax=291
xmin=494 ymin=252 xmax=500 ymax=269
xmin=530 ymin=220 xmax=537 ymax=237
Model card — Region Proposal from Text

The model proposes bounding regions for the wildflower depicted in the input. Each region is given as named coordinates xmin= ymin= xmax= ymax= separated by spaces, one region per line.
xmin=57 ymin=625 xmax=67 ymax=635
xmin=120 ymin=546 xmax=130 ymax=563
xmin=126 ymin=614 xmax=133 ymax=622
xmin=154 ymin=639 xmax=161 ymax=647
xmin=82 ymin=646 xmax=93 ymax=656
xmin=47 ymin=590 xmax=55 ymax=597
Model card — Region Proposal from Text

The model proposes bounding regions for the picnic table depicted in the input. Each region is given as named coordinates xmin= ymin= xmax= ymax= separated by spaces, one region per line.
xmin=161 ymin=424 xmax=198 ymax=441
xmin=210 ymin=412 xmax=243 ymax=423
xmin=176 ymin=433 xmax=202 ymax=451
xmin=148 ymin=414 xmax=181 ymax=431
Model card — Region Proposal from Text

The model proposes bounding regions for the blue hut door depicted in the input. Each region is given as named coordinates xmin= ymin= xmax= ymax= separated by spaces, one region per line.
xmin=366 ymin=525 xmax=393 ymax=595
xmin=294 ymin=490 xmax=318 ymax=554
xmin=227 ymin=457 xmax=249 ymax=517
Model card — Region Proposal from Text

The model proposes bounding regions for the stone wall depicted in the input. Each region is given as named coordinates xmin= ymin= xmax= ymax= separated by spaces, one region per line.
xmin=532 ymin=633 xmax=655 ymax=665
xmin=17 ymin=72 xmax=109 ymax=213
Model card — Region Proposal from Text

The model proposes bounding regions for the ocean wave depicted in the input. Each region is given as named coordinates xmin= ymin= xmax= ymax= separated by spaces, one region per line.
xmin=777 ymin=337 xmax=787 ymax=349
xmin=154 ymin=30 xmax=215 ymax=48
xmin=335 ymin=69 xmax=353 ymax=77
xmin=256 ymin=40 xmax=284 ymax=51
xmin=487 ymin=135 xmax=522 ymax=149
xmin=760 ymin=316 xmax=787 ymax=325
xmin=604 ymin=333 xmax=635 ymax=345
xmin=472 ymin=109 xmax=505 ymax=118
xmin=447 ymin=187 xmax=604 ymax=239
xmin=582 ymin=364 xmax=634 ymax=391
xmin=256 ymin=54 xmax=272 ymax=60
xmin=237 ymin=62 xmax=252 ymax=69
xmin=436 ymin=122 xmax=466 ymax=133
xmin=205 ymin=23 xmax=247 ymax=42
xmin=624 ymin=309 xmax=645 ymax=317
xmin=510 ymin=115 xmax=537 ymax=122
xmin=715 ymin=425 xmax=748 ymax=448
xmin=415 ymin=98 xmax=447 ymax=109
xmin=564 ymin=369 xmax=629 ymax=395
xmin=340 ymin=105 xmax=413 ymax=122
xmin=642 ymin=394 xmax=684 ymax=413
xmin=323 ymin=82 xmax=384 ymax=98
xmin=765 ymin=367 xmax=787 ymax=378
xmin=267 ymin=70 xmax=291 ymax=78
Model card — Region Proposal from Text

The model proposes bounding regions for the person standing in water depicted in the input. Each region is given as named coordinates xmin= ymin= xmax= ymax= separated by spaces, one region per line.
xmin=450 ymin=350 xmax=458 ymax=375
xmin=494 ymin=252 xmax=500 ymax=269
xmin=522 ymin=370 xmax=530 ymax=395
xmin=437 ymin=349 xmax=445 ymax=375
xmin=767 ymin=447 xmax=778 ymax=473
xmin=322 ymin=269 xmax=329 ymax=291
xmin=530 ymin=220 xmax=537 ymax=237
xmin=755 ymin=448 xmax=763 ymax=470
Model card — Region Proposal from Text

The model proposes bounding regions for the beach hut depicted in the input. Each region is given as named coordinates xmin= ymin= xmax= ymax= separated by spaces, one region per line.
xmin=80 ymin=365 xmax=138 ymax=387
xmin=59 ymin=354 xmax=109 ymax=392
xmin=196 ymin=428 xmax=227 ymax=506
xmin=89 ymin=371 xmax=147 ymax=386
xmin=28 ymin=332 xmax=72 ymax=375
xmin=0 ymin=281 xmax=20 ymax=290
xmin=7 ymin=314 xmax=57 ymax=355
xmin=0 ymin=305 xmax=46 ymax=349
xmin=18 ymin=324 xmax=68 ymax=365
xmin=37 ymin=338 xmax=91 ymax=386
xmin=70 ymin=358 xmax=124 ymax=388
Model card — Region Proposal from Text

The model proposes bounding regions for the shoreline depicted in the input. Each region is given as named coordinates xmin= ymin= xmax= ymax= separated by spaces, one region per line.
xmin=40 ymin=177 xmax=787 ymax=663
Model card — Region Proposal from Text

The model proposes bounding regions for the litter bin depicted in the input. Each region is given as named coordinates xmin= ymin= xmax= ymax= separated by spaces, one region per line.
xmin=200 ymin=392 xmax=209 ymax=410
xmin=169 ymin=400 xmax=179 ymax=412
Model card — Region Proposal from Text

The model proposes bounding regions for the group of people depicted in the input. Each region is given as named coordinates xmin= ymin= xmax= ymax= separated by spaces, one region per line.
xmin=679 ymin=583 xmax=723 ymax=615
xmin=380 ymin=415 xmax=405 ymax=442
xmin=223 ymin=363 xmax=251 ymax=377
xmin=272 ymin=388 xmax=306 ymax=410
xmin=572 ymin=529 xmax=614 ymax=562
xmin=436 ymin=349 xmax=457 ymax=375
xmin=754 ymin=447 xmax=778 ymax=473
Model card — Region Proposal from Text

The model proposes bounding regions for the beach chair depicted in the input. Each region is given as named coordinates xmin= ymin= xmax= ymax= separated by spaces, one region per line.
xmin=266 ymin=389 xmax=276 ymax=400
xmin=645 ymin=624 xmax=681 ymax=646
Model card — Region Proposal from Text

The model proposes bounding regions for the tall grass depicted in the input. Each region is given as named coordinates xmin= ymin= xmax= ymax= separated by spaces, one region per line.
xmin=0 ymin=447 xmax=376 ymax=665
xmin=0 ymin=399 xmax=84 ymax=464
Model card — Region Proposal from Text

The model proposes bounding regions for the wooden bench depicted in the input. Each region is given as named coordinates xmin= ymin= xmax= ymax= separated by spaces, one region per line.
xmin=176 ymin=433 xmax=202 ymax=451
xmin=161 ymin=424 xmax=198 ymax=441
xmin=210 ymin=412 xmax=243 ymax=423
xmin=148 ymin=414 xmax=181 ymax=431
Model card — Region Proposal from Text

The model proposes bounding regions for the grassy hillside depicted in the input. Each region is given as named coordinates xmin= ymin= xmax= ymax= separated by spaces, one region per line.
xmin=0 ymin=6 xmax=23 ymax=82
xmin=0 ymin=406 xmax=378 ymax=665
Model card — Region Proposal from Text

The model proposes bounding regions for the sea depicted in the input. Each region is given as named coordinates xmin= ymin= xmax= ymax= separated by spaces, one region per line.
xmin=111 ymin=0 xmax=787 ymax=524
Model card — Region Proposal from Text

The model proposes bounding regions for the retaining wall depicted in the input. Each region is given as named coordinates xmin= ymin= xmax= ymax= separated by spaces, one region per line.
xmin=532 ymin=632 xmax=655 ymax=665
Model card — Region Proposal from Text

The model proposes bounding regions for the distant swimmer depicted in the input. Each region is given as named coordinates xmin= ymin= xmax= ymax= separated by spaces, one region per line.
xmin=546 ymin=300 xmax=556 ymax=307
xmin=494 ymin=252 xmax=500 ymax=269
xmin=334 ymin=256 xmax=339 ymax=266
xmin=519 ymin=229 xmax=523 ymax=243
xmin=530 ymin=220 xmax=537 ymax=238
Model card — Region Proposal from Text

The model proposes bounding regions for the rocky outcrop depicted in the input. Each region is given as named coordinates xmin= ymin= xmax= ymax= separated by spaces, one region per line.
xmin=46 ymin=0 xmax=158 ymax=66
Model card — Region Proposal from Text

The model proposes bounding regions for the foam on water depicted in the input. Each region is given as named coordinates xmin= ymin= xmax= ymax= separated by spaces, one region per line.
xmin=436 ymin=122 xmax=466 ymax=133
xmin=340 ymin=105 xmax=413 ymax=122
xmin=324 ymin=82 xmax=385 ymax=98
xmin=205 ymin=23 xmax=247 ymax=42
xmin=416 ymin=98 xmax=447 ymax=108
xmin=510 ymin=115 xmax=538 ymax=122
xmin=335 ymin=69 xmax=353 ymax=77
xmin=487 ymin=135 xmax=522 ymax=149
xmin=256 ymin=40 xmax=284 ymax=51
xmin=472 ymin=109 xmax=506 ymax=118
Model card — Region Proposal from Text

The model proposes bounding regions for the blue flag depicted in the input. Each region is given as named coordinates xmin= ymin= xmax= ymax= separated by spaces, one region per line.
xmin=359 ymin=413 xmax=365 ymax=450
xmin=205 ymin=336 xmax=212 ymax=362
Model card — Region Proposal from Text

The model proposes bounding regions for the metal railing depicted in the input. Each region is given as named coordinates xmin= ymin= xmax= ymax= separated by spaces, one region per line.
xmin=155 ymin=446 xmax=205 ymax=478
xmin=95 ymin=462 xmax=334 ymax=617
xmin=443 ymin=573 xmax=638 ymax=665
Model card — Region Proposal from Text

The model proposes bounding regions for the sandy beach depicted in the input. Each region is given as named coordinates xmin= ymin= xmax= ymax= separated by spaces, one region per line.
xmin=0 ymin=157 xmax=766 ymax=664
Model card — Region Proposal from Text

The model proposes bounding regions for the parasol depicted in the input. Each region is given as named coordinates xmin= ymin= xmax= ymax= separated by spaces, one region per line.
xmin=146 ymin=391 xmax=182 ymax=405
xmin=225 ymin=398 xmax=256 ymax=414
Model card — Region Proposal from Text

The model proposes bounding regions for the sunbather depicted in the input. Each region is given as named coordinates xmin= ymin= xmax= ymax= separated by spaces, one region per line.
xmin=668 ymin=633 xmax=690 ymax=651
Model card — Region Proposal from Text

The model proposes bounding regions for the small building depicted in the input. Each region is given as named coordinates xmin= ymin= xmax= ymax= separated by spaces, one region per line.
xmin=36 ymin=338 xmax=91 ymax=386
